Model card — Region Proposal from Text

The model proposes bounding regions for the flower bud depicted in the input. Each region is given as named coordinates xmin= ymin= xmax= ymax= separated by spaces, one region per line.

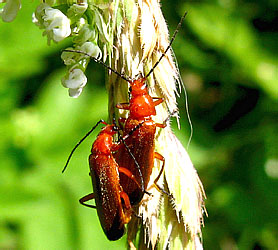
xmin=0 ymin=0 xmax=21 ymax=22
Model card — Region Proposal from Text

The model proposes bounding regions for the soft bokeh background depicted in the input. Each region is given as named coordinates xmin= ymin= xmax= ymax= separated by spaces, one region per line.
xmin=0 ymin=0 xmax=277 ymax=249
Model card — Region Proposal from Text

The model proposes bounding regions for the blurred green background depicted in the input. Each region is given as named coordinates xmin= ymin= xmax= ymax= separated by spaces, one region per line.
xmin=0 ymin=0 xmax=277 ymax=249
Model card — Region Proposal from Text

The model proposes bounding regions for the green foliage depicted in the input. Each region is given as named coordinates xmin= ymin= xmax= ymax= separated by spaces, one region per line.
xmin=0 ymin=0 xmax=277 ymax=249
xmin=165 ymin=1 xmax=278 ymax=249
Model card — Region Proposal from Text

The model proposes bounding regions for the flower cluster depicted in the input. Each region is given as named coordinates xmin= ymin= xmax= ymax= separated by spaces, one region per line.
xmin=61 ymin=42 xmax=102 ymax=97
xmin=32 ymin=1 xmax=111 ymax=98
xmin=32 ymin=3 xmax=71 ymax=45
xmin=0 ymin=0 xmax=21 ymax=22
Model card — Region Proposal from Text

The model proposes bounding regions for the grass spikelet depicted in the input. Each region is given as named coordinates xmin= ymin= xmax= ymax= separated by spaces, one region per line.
xmin=108 ymin=1 xmax=206 ymax=249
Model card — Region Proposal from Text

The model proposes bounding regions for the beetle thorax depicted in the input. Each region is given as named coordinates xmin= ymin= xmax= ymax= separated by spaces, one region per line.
xmin=129 ymin=94 xmax=156 ymax=120
xmin=93 ymin=133 xmax=113 ymax=155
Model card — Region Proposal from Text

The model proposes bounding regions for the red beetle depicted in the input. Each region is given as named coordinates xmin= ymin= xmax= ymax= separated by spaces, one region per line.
xmin=63 ymin=120 xmax=143 ymax=240
xmin=114 ymin=78 xmax=167 ymax=205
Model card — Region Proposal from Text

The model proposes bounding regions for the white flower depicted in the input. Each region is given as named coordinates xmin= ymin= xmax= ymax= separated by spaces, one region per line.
xmin=0 ymin=0 xmax=21 ymax=22
xmin=62 ymin=68 xmax=87 ymax=89
xmin=60 ymin=42 xmax=102 ymax=97
xmin=61 ymin=68 xmax=87 ymax=98
xmin=78 ymin=42 xmax=102 ymax=58
xmin=61 ymin=42 xmax=102 ymax=68
xmin=33 ymin=3 xmax=71 ymax=45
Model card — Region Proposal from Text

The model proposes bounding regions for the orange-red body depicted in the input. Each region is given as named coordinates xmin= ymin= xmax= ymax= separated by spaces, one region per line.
xmin=114 ymin=78 xmax=165 ymax=205
xmin=84 ymin=124 xmax=132 ymax=241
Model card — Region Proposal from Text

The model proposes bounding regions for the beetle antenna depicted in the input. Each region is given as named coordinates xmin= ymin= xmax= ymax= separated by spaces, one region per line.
xmin=62 ymin=119 xmax=106 ymax=173
xmin=63 ymin=49 xmax=131 ymax=82
xmin=145 ymin=11 xmax=187 ymax=78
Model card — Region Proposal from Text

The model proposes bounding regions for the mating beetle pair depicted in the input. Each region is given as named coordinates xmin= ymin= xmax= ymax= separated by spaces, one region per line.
xmin=63 ymin=12 xmax=187 ymax=241
xmin=63 ymin=77 xmax=167 ymax=240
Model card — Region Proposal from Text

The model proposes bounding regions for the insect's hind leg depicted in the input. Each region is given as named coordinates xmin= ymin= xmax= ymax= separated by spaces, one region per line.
xmin=79 ymin=193 xmax=97 ymax=209
xmin=151 ymin=152 xmax=172 ymax=198
xmin=118 ymin=167 xmax=151 ymax=196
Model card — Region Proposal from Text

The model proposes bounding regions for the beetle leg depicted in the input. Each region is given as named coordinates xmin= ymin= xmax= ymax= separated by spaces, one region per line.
xmin=119 ymin=191 xmax=133 ymax=224
xmin=79 ymin=193 xmax=97 ymax=209
xmin=155 ymin=109 xmax=179 ymax=129
xmin=119 ymin=190 xmax=131 ymax=210
xmin=153 ymin=152 xmax=165 ymax=185
xmin=119 ymin=167 xmax=151 ymax=195
xmin=152 ymin=152 xmax=172 ymax=197
xmin=156 ymin=122 xmax=167 ymax=128
xmin=152 ymin=97 xmax=164 ymax=107
xmin=118 ymin=167 xmax=142 ymax=190
xmin=116 ymin=103 xmax=130 ymax=110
